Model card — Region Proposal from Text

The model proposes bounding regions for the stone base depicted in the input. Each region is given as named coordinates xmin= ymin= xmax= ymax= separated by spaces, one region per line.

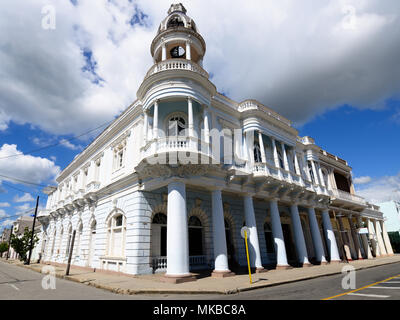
xmin=275 ymin=265 xmax=292 ymax=270
xmin=329 ymin=260 xmax=341 ymax=264
xmin=162 ymin=274 xmax=197 ymax=284
xmin=302 ymin=263 xmax=313 ymax=268
xmin=320 ymin=261 xmax=329 ymax=265
xmin=211 ymin=270 xmax=236 ymax=278
xmin=255 ymin=267 xmax=268 ymax=273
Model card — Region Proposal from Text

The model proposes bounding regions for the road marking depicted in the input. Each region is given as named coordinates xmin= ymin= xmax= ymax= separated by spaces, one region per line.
xmin=8 ymin=284 xmax=20 ymax=291
xmin=322 ymin=273 xmax=400 ymax=300
xmin=370 ymin=286 xmax=400 ymax=290
xmin=347 ymin=293 xmax=390 ymax=298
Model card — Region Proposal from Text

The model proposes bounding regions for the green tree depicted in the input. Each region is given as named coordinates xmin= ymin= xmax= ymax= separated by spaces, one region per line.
xmin=10 ymin=227 xmax=39 ymax=263
xmin=0 ymin=241 xmax=9 ymax=255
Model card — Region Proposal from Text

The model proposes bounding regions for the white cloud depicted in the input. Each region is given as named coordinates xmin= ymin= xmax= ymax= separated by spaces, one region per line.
xmin=354 ymin=176 xmax=372 ymax=184
xmin=0 ymin=209 xmax=6 ymax=218
xmin=1 ymin=219 xmax=14 ymax=228
xmin=0 ymin=0 xmax=399 ymax=135
xmin=356 ymin=172 xmax=400 ymax=204
xmin=0 ymin=144 xmax=60 ymax=185
xmin=13 ymin=193 xmax=35 ymax=203
xmin=15 ymin=203 xmax=31 ymax=212
xmin=59 ymin=139 xmax=82 ymax=151
xmin=0 ymin=202 xmax=10 ymax=208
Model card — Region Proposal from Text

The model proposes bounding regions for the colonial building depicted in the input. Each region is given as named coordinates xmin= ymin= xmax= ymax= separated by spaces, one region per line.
xmin=37 ymin=3 xmax=394 ymax=283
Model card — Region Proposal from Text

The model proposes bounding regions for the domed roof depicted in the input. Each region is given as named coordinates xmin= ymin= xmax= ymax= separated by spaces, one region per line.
xmin=157 ymin=3 xmax=199 ymax=34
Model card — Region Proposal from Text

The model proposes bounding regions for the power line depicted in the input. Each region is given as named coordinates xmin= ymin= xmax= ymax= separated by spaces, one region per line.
xmin=0 ymin=174 xmax=48 ymax=188
xmin=0 ymin=119 xmax=113 ymax=161
xmin=0 ymin=181 xmax=35 ymax=195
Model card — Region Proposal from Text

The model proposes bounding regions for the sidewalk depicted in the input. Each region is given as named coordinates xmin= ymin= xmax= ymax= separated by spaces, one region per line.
xmin=2 ymin=255 xmax=400 ymax=295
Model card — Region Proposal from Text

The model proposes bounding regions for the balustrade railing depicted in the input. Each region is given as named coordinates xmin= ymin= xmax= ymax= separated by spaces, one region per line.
xmin=151 ymin=255 xmax=207 ymax=272
xmin=329 ymin=188 xmax=367 ymax=205
xmin=145 ymin=59 xmax=209 ymax=79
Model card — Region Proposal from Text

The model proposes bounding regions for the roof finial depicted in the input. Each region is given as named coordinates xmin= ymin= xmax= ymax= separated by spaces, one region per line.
xmin=168 ymin=3 xmax=187 ymax=15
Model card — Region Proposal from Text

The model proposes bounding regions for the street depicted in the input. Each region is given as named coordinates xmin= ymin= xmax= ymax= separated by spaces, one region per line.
xmin=0 ymin=260 xmax=399 ymax=300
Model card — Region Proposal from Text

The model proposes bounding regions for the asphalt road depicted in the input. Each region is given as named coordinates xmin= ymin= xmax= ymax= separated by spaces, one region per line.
xmin=1 ymin=260 xmax=399 ymax=300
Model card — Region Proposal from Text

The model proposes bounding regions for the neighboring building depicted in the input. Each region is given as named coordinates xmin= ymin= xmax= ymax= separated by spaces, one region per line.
xmin=6 ymin=216 xmax=42 ymax=261
xmin=0 ymin=228 xmax=11 ymax=258
xmin=37 ymin=3 xmax=394 ymax=283
xmin=378 ymin=200 xmax=400 ymax=252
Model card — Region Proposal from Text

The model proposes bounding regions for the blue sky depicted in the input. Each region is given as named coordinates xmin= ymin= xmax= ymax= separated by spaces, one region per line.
xmin=1 ymin=0 xmax=400 ymax=232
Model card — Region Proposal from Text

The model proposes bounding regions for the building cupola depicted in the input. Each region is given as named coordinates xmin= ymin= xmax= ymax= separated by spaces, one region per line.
xmin=150 ymin=3 xmax=206 ymax=66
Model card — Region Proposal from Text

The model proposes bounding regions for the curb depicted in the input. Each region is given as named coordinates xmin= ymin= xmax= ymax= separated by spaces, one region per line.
xmin=2 ymin=258 xmax=400 ymax=295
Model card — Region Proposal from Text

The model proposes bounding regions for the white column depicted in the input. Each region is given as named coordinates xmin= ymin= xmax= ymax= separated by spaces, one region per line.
xmin=358 ymin=216 xmax=373 ymax=259
xmin=246 ymin=131 xmax=255 ymax=165
xmin=317 ymin=162 xmax=326 ymax=188
xmin=281 ymin=143 xmax=290 ymax=172
xmin=380 ymin=221 xmax=394 ymax=255
xmin=348 ymin=215 xmax=363 ymax=259
xmin=153 ymin=100 xmax=159 ymax=140
xmin=203 ymin=106 xmax=210 ymax=155
xmin=166 ymin=181 xmax=190 ymax=277
xmin=368 ymin=219 xmax=380 ymax=257
xmin=294 ymin=151 xmax=305 ymax=185
xmin=211 ymin=189 xmax=231 ymax=275
xmin=269 ymin=200 xmax=289 ymax=268
xmin=244 ymin=195 xmax=264 ymax=270
xmin=374 ymin=220 xmax=387 ymax=256
xmin=321 ymin=210 xmax=341 ymax=262
xmin=290 ymin=204 xmax=311 ymax=266
xmin=310 ymin=160 xmax=320 ymax=186
xmin=187 ymin=97 xmax=194 ymax=138
xmin=271 ymin=138 xmax=280 ymax=168
xmin=186 ymin=41 xmax=191 ymax=60
xmin=258 ymin=132 xmax=267 ymax=163
xmin=161 ymin=43 xmax=167 ymax=61
xmin=307 ymin=208 xmax=327 ymax=264
xmin=143 ymin=110 xmax=148 ymax=145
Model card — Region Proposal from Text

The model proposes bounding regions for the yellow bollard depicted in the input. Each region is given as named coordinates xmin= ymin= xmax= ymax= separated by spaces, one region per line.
xmin=244 ymin=230 xmax=252 ymax=284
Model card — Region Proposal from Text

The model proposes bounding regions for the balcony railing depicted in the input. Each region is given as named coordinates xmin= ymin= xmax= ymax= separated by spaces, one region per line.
xmin=329 ymin=188 xmax=367 ymax=205
xmin=145 ymin=59 xmax=209 ymax=79
xmin=151 ymin=255 xmax=208 ymax=272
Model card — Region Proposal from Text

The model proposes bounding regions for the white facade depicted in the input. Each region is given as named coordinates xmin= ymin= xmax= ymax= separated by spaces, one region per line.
xmin=37 ymin=4 xmax=394 ymax=281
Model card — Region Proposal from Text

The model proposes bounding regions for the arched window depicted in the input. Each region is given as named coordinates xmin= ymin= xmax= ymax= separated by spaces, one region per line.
xmin=264 ymin=222 xmax=275 ymax=253
xmin=51 ymin=229 xmax=56 ymax=256
xmin=88 ymin=220 xmax=96 ymax=266
xmin=65 ymin=225 xmax=72 ymax=256
xmin=170 ymin=46 xmax=186 ymax=58
xmin=188 ymin=216 xmax=203 ymax=256
xmin=151 ymin=213 xmax=167 ymax=257
xmin=107 ymin=213 xmax=126 ymax=257
xmin=57 ymin=227 xmax=63 ymax=255
xmin=167 ymin=16 xmax=185 ymax=28
xmin=254 ymin=142 xmax=262 ymax=163
xmin=75 ymin=223 xmax=83 ymax=259
xmin=168 ymin=115 xmax=186 ymax=136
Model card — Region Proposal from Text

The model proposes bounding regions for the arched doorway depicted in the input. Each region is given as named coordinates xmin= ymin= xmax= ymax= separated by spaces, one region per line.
xmin=188 ymin=216 xmax=203 ymax=256
xmin=224 ymin=218 xmax=238 ymax=270
xmin=264 ymin=222 xmax=275 ymax=254
xmin=151 ymin=213 xmax=167 ymax=272
xmin=88 ymin=220 xmax=96 ymax=267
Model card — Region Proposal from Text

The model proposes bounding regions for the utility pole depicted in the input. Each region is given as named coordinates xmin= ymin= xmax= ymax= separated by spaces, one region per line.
xmin=65 ymin=230 xmax=76 ymax=276
xmin=26 ymin=196 xmax=39 ymax=265
xmin=6 ymin=227 xmax=13 ymax=260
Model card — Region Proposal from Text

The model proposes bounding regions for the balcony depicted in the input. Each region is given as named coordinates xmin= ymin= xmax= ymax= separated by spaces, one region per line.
xmin=145 ymin=59 xmax=209 ymax=80
xmin=329 ymin=188 xmax=367 ymax=209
